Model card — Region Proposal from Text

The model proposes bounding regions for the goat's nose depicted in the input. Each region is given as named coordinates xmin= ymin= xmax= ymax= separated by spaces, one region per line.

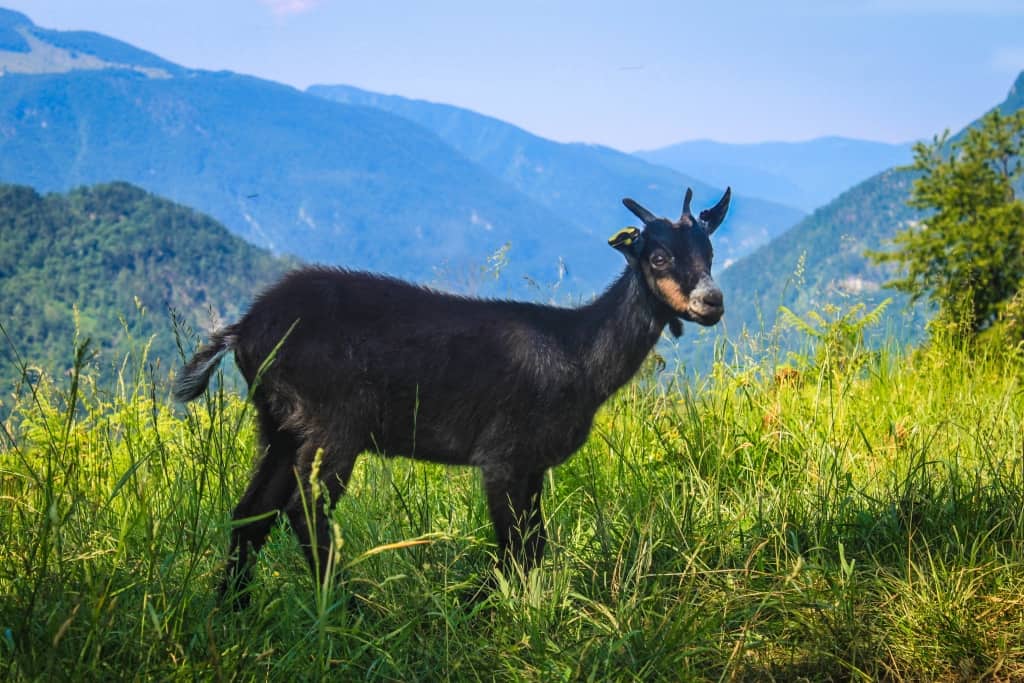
xmin=694 ymin=287 xmax=723 ymax=309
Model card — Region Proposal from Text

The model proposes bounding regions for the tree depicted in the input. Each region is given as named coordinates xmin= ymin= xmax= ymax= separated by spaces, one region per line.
xmin=871 ymin=108 xmax=1024 ymax=335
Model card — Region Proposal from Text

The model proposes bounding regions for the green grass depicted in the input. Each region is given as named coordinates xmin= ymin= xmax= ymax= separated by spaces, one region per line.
xmin=2 ymin=326 xmax=1024 ymax=681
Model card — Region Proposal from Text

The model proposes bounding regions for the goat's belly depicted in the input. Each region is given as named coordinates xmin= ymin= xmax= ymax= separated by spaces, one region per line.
xmin=399 ymin=448 xmax=472 ymax=466
xmin=371 ymin=428 xmax=473 ymax=466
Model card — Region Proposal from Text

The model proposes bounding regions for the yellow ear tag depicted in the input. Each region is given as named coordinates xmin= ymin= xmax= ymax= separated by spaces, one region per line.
xmin=608 ymin=227 xmax=640 ymax=247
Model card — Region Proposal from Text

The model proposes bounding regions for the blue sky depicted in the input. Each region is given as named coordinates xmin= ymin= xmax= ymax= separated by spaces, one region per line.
xmin=6 ymin=1 xmax=1024 ymax=150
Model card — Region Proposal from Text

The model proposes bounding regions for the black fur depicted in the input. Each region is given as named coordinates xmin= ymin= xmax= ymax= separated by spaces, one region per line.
xmin=173 ymin=188 xmax=729 ymax=603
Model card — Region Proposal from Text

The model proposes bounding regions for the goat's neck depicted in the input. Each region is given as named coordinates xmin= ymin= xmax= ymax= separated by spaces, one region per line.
xmin=577 ymin=268 xmax=666 ymax=401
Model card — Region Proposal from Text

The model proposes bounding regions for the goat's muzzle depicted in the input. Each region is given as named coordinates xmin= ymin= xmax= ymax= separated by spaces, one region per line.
xmin=685 ymin=281 xmax=724 ymax=326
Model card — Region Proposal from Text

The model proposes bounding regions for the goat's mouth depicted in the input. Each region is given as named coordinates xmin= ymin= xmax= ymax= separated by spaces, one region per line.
xmin=652 ymin=277 xmax=723 ymax=326
xmin=684 ymin=281 xmax=724 ymax=326
xmin=682 ymin=304 xmax=724 ymax=326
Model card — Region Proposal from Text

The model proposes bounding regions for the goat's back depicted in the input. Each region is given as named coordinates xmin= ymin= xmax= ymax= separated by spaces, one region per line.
xmin=235 ymin=267 xmax=577 ymax=372
xmin=231 ymin=267 xmax=593 ymax=465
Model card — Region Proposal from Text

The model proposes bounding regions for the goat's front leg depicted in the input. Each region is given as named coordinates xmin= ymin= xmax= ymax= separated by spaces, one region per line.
xmin=483 ymin=467 xmax=547 ymax=575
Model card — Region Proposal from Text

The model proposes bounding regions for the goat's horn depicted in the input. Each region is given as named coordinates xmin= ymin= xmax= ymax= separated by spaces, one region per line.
xmin=622 ymin=198 xmax=656 ymax=224
xmin=699 ymin=186 xmax=732 ymax=235
xmin=678 ymin=187 xmax=695 ymax=228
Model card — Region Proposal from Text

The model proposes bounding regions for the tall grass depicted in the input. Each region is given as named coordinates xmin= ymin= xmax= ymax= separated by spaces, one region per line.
xmin=2 ymin=321 xmax=1023 ymax=680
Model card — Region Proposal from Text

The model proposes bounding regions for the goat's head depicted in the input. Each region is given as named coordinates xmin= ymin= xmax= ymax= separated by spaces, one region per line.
xmin=609 ymin=186 xmax=730 ymax=329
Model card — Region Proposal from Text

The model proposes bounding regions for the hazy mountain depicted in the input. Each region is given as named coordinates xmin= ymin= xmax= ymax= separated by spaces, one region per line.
xmin=308 ymin=84 xmax=806 ymax=269
xmin=0 ymin=8 xmax=606 ymax=294
xmin=0 ymin=181 xmax=292 ymax=391
xmin=635 ymin=137 xmax=914 ymax=212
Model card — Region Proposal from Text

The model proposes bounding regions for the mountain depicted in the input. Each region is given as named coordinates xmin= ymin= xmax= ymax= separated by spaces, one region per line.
xmin=635 ymin=137 xmax=914 ymax=212
xmin=0 ymin=181 xmax=293 ymax=392
xmin=0 ymin=9 xmax=606 ymax=294
xmin=682 ymin=71 xmax=1024 ymax=370
xmin=0 ymin=8 xmax=805 ymax=299
xmin=307 ymin=84 xmax=806 ymax=270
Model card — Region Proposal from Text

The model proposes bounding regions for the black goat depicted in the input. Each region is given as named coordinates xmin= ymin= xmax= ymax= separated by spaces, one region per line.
xmin=174 ymin=186 xmax=730 ymax=603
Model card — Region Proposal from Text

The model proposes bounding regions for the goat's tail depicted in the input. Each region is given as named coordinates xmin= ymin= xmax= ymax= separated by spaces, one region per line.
xmin=173 ymin=328 xmax=237 ymax=403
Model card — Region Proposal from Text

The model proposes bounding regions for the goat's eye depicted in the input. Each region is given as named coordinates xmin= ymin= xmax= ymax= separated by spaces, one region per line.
xmin=650 ymin=252 xmax=671 ymax=270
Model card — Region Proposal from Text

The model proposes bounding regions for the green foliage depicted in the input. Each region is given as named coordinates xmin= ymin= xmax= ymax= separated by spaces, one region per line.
xmin=998 ymin=287 xmax=1024 ymax=346
xmin=3 ymin=323 xmax=1024 ymax=680
xmin=779 ymin=298 xmax=892 ymax=376
xmin=0 ymin=182 xmax=292 ymax=394
xmin=672 ymin=167 xmax=927 ymax=374
xmin=871 ymin=108 xmax=1024 ymax=336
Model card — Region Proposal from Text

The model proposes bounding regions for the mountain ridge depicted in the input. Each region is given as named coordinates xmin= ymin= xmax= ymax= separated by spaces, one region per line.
xmin=0 ymin=16 xmax=605 ymax=294
xmin=2 ymin=7 xmax=799 ymax=298
xmin=0 ymin=8 xmax=181 ymax=77
xmin=308 ymin=83 xmax=807 ymax=270
xmin=635 ymin=137 xmax=914 ymax=212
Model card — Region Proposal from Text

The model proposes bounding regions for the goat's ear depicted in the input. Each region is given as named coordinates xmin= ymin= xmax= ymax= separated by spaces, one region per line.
xmin=699 ymin=187 xmax=731 ymax=235
xmin=623 ymin=198 xmax=656 ymax=224
xmin=608 ymin=226 xmax=644 ymax=266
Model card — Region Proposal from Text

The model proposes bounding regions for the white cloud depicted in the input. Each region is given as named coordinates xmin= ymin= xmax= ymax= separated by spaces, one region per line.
xmin=992 ymin=46 xmax=1024 ymax=74
xmin=260 ymin=0 xmax=321 ymax=16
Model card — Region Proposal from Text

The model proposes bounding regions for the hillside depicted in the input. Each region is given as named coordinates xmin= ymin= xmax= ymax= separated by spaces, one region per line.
xmin=717 ymin=168 xmax=924 ymax=337
xmin=0 ymin=182 xmax=292 ymax=391
xmin=307 ymin=84 xmax=806 ymax=269
xmin=0 ymin=9 xmax=604 ymax=295
xmin=635 ymin=137 xmax=913 ymax=212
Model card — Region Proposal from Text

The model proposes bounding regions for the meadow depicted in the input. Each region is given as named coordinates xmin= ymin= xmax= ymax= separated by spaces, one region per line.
xmin=2 ymin=312 xmax=1023 ymax=681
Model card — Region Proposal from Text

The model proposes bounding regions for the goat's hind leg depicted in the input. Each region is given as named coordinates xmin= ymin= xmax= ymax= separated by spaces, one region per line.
xmin=221 ymin=411 xmax=299 ymax=608
xmin=283 ymin=435 xmax=359 ymax=590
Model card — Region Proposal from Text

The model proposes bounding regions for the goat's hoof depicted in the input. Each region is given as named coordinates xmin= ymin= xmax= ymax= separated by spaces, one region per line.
xmin=457 ymin=585 xmax=490 ymax=609
xmin=221 ymin=590 xmax=252 ymax=611
xmin=457 ymin=572 xmax=500 ymax=609
xmin=218 ymin=579 xmax=253 ymax=611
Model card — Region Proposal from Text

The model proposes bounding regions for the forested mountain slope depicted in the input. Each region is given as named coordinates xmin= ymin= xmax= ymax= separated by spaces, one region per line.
xmin=0 ymin=182 xmax=291 ymax=390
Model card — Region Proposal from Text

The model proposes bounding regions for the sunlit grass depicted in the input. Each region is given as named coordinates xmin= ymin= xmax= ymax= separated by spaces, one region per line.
xmin=2 ymin=324 xmax=1023 ymax=680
